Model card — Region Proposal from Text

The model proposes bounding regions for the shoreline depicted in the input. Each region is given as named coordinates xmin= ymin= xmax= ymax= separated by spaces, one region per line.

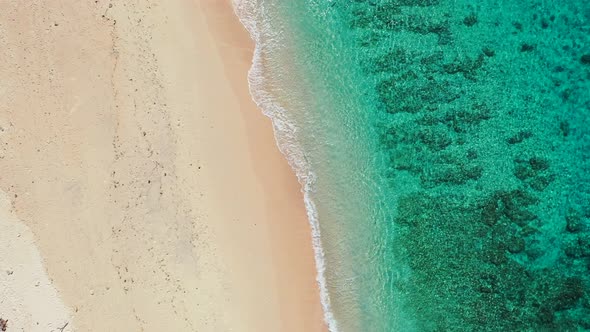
xmin=195 ymin=1 xmax=328 ymax=330
xmin=230 ymin=1 xmax=340 ymax=331
xmin=0 ymin=1 xmax=326 ymax=331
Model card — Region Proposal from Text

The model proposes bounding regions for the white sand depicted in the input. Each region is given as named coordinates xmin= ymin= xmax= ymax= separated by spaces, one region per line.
xmin=0 ymin=190 xmax=72 ymax=332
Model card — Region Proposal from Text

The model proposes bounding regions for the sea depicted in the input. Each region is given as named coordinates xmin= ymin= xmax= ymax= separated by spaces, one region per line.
xmin=233 ymin=0 xmax=590 ymax=331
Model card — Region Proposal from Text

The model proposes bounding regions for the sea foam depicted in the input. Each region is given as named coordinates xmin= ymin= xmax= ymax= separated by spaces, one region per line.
xmin=230 ymin=1 xmax=340 ymax=331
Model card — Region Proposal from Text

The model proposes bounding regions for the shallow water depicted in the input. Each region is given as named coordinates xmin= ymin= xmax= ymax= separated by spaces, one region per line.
xmin=235 ymin=0 xmax=590 ymax=330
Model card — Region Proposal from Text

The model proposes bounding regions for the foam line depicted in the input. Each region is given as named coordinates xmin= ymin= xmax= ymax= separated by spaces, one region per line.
xmin=230 ymin=1 xmax=340 ymax=331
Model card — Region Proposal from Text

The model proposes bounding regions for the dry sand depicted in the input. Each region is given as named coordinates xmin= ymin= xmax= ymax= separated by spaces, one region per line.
xmin=0 ymin=190 xmax=71 ymax=331
xmin=0 ymin=0 xmax=326 ymax=331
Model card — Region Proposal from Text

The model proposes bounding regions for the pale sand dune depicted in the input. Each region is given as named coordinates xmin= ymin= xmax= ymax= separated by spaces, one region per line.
xmin=0 ymin=1 xmax=325 ymax=331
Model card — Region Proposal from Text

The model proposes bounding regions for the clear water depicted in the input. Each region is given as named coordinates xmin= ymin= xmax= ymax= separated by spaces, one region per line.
xmin=234 ymin=0 xmax=590 ymax=331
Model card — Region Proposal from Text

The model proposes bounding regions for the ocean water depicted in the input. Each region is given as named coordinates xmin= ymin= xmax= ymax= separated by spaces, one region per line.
xmin=233 ymin=0 xmax=590 ymax=331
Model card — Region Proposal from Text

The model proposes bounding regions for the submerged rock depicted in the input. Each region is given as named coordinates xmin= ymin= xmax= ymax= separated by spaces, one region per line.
xmin=520 ymin=43 xmax=536 ymax=52
xmin=507 ymin=130 xmax=533 ymax=144
xmin=463 ymin=14 xmax=478 ymax=27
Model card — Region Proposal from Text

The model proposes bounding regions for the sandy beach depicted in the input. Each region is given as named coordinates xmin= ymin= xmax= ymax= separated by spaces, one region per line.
xmin=0 ymin=0 xmax=325 ymax=331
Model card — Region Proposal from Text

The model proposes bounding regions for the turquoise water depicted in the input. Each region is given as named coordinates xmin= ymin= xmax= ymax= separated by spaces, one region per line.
xmin=235 ymin=0 xmax=590 ymax=330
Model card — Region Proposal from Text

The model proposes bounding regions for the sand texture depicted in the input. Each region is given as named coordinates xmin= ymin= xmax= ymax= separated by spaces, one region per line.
xmin=0 ymin=1 xmax=325 ymax=331
xmin=0 ymin=190 xmax=72 ymax=331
